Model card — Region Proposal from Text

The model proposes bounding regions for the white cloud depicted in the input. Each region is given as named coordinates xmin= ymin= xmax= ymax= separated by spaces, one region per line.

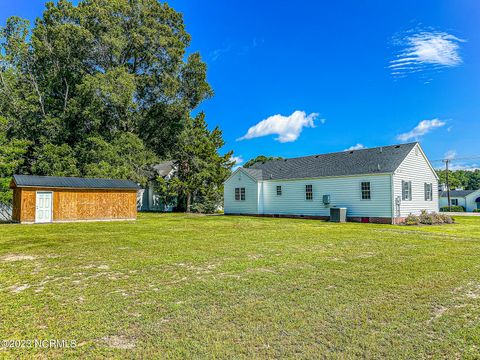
xmin=444 ymin=150 xmax=457 ymax=160
xmin=390 ymin=30 xmax=465 ymax=77
xmin=397 ymin=119 xmax=446 ymax=142
xmin=209 ymin=45 xmax=231 ymax=61
xmin=231 ymin=155 xmax=244 ymax=170
xmin=231 ymin=156 xmax=244 ymax=165
xmin=237 ymin=111 xmax=319 ymax=143
xmin=344 ymin=144 xmax=366 ymax=151
xmin=449 ymin=163 xmax=480 ymax=171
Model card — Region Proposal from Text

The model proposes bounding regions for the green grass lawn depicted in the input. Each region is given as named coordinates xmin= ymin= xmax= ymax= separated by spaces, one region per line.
xmin=1 ymin=214 xmax=480 ymax=358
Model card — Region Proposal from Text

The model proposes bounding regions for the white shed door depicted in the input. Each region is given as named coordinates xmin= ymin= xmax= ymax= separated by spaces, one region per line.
xmin=35 ymin=192 xmax=53 ymax=223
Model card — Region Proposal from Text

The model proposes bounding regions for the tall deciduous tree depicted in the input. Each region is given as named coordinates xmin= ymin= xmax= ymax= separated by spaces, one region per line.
xmin=0 ymin=0 xmax=214 ymax=201
xmin=437 ymin=169 xmax=480 ymax=190
xmin=0 ymin=117 xmax=30 ymax=203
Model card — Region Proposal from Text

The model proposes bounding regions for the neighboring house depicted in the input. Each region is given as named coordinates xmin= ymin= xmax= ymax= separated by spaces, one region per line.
xmin=11 ymin=175 xmax=139 ymax=224
xmin=224 ymin=142 xmax=438 ymax=224
xmin=137 ymin=160 xmax=177 ymax=212
xmin=439 ymin=189 xmax=480 ymax=212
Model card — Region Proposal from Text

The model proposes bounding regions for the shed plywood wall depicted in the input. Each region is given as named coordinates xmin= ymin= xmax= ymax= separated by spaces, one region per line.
xmin=16 ymin=188 xmax=137 ymax=223
xmin=11 ymin=188 xmax=23 ymax=222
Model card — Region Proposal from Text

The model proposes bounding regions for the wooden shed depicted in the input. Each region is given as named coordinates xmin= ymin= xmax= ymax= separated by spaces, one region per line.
xmin=10 ymin=175 xmax=140 ymax=224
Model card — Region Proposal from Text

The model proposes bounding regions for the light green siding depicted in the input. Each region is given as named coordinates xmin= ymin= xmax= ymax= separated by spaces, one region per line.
xmin=440 ymin=190 xmax=480 ymax=212
xmin=439 ymin=196 xmax=466 ymax=209
xmin=224 ymin=169 xmax=258 ymax=214
xmin=466 ymin=190 xmax=480 ymax=212
xmin=261 ymin=174 xmax=393 ymax=217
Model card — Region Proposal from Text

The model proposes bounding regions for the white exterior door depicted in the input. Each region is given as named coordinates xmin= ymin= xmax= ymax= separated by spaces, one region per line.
xmin=35 ymin=192 xmax=53 ymax=223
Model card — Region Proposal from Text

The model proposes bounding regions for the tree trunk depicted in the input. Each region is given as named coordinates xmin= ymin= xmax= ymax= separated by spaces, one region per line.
xmin=186 ymin=192 xmax=191 ymax=213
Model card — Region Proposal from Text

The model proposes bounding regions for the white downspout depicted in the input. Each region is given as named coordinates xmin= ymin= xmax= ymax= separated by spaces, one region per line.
xmin=390 ymin=173 xmax=395 ymax=224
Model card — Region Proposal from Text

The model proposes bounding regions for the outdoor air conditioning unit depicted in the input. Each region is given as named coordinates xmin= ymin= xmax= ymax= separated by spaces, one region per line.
xmin=330 ymin=207 xmax=347 ymax=223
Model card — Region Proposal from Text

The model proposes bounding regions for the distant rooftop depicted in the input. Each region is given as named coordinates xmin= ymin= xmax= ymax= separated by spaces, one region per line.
xmin=245 ymin=142 xmax=419 ymax=180
xmin=439 ymin=190 xmax=477 ymax=198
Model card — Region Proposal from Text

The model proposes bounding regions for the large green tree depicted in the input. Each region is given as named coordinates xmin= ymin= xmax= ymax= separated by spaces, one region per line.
xmin=172 ymin=112 xmax=233 ymax=213
xmin=0 ymin=0 xmax=213 ymax=200
xmin=436 ymin=169 xmax=480 ymax=190
xmin=0 ymin=117 xmax=30 ymax=203
xmin=243 ymin=155 xmax=283 ymax=168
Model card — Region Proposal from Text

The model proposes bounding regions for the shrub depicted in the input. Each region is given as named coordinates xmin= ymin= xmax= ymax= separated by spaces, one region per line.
xmin=419 ymin=210 xmax=433 ymax=225
xmin=404 ymin=211 xmax=454 ymax=225
xmin=473 ymin=209 xmax=480 ymax=213
xmin=405 ymin=213 xmax=419 ymax=225
xmin=440 ymin=206 xmax=465 ymax=212
xmin=438 ymin=213 xmax=454 ymax=224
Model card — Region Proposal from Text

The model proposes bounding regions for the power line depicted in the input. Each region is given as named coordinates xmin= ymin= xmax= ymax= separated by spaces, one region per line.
xmin=430 ymin=156 xmax=480 ymax=162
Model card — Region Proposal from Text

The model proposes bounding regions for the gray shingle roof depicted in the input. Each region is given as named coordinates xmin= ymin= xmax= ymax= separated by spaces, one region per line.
xmin=246 ymin=142 xmax=418 ymax=180
xmin=12 ymin=175 xmax=140 ymax=190
xmin=439 ymin=190 xmax=476 ymax=198
xmin=243 ymin=168 xmax=264 ymax=180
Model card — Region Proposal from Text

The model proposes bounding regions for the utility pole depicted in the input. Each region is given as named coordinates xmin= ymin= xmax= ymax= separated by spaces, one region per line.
xmin=444 ymin=159 xmax=451 ymax=211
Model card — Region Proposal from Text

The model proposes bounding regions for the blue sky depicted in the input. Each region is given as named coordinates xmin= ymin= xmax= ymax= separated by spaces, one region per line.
xmin=2 ymin=1 xmax=479 ymax=170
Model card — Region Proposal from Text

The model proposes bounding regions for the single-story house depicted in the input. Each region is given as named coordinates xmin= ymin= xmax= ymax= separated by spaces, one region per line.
xmin=224 ymin=142 xmax=438 ymax=224
xmin=11 ymin=175 xmax=139 ymax=224
xmin=439 ymin=189 xmax=480 ymax=212
xmin=137 ymin=160 xmax=176 ymax=212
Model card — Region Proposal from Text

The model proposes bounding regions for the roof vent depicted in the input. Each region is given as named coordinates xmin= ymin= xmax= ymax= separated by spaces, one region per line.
xmin=349 ymin=151 xmax=354 ymax=154
xmin=395 ymin=145 xmax=400 ymax=148
xmin=269 ymin=174 xmax=273 ymax=179
xmin=315 ymin=155 xmax=320 ymax=158
xmin=377 ymin=164 xmax=381 ymax=171
xmin=284 ymin=159 xmax=288 ymax=162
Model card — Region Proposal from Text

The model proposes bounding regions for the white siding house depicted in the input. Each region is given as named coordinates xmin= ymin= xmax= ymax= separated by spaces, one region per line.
xmin=439 ymin=189 xmax=480 ymax=212
xmin=392 ymin=145 xmax=439 ymax=218
xmin=224 ymin=143 xmax=439 ymax=224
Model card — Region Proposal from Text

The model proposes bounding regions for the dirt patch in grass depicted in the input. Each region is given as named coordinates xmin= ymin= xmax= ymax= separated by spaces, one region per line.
xmin=1 ymin=254 xmax=36 ymax=262
xmin=8 ymin=284 xmax=30 ymax=293
xmin=103 ymin=335 xmax=136 ymax=349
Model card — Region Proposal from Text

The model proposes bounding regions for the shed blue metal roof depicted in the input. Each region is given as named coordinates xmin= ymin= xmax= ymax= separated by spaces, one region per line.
xmin=12 ymin=175 xmax=140 ymax=190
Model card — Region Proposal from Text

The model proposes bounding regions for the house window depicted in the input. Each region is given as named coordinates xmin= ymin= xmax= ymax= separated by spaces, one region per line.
xmin=305 ymin=184 xmax=313 ymax=200
xmin=451 ymin=199 xmax=458 ymax=206
xmin=276 ymin=186 xmax=282 ymax=196
xmin=424 ymin=183 xmax=433 ymax=201
xmin=361 ymin=182 xmax=371 ymax=200
xmin=235 ymin=188 xmax=245 ymax=201
xmin=402 ymin=181 xmax=412 ymax=201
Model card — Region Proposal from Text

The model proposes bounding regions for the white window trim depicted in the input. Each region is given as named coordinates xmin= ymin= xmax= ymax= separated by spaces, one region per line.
xmin=234 ymin=187 xmax=245 ymax=201
xmin=424 ymin=183 xmax=433 ymax=201
xmin=361 ymin=181 xmax=371 ymax=200
xmin=305 ymin=184 xmax=313 ymax=201
xmin=402 ymin=181 xmax=412 ymax=201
